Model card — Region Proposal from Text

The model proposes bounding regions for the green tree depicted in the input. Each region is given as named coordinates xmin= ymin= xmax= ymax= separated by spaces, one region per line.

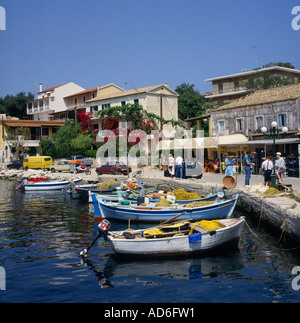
xmin=175 ymin=83 xmax=206 ymax=120
xmin=0 ymin=92 xmax=34 ymax=118
xmin=263 ymin=62 xmax=295 ymax=69
xmin=70 ymin=134 xmax=93 ymax=154
xmin=40 ymin=141 xmax=58 ymax=158
xmin=243 ymin=72 xmax=295 ymax=92
xmin=53 ymin=120 xmax=77 ymax=157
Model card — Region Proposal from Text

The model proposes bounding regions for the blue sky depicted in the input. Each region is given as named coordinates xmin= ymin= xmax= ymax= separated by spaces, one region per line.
xmin=0 ymin=0 xmax=300 ymax=97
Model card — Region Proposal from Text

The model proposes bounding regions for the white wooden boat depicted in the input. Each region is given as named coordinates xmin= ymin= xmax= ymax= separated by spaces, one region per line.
xmin=106 ymin=217 xmax=245 ymax=257
xmin=18 ymin=178 xmax=83 ymax=191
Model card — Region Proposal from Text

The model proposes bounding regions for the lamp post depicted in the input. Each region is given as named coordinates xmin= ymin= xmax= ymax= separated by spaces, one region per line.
xmin=261 ymin=122 xmax=288 ymax=188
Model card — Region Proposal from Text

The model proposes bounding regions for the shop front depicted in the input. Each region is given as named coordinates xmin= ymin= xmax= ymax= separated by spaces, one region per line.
xmin=219 ymin=137 xmax=300 ymax=178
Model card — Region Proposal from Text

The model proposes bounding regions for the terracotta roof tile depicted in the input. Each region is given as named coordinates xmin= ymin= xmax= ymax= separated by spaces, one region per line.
xmin=216 ymin=83 xmax=300 ymax=111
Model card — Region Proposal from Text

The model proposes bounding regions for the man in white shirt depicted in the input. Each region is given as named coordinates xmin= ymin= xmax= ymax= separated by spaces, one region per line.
xmin=261 ymin=156 xmax=273 ymax=186
xmin=175 ymin=155 xmax=183 ymax=179
xmin=168 ymin=153 xmax=175 ymax=176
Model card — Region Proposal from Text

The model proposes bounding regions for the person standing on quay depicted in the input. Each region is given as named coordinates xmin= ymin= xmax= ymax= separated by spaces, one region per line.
xmin=175 ymin=155 xmax=183 ymax=179
xmin=224 ymin=153 xmax=234 ymax=176
xmin=261 ymin=156 xmax=273 ymax=187
xmin=275 ymin=152 xmax=285 ymax=184
xmin=168 ymin=153 xmax=175 ymax=177
xmin=244 ymin=151 xmax=255 ymax=187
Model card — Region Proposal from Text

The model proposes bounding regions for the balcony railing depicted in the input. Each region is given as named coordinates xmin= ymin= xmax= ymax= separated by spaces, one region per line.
xmin=212 ymin=87 xmax=246 ymax=96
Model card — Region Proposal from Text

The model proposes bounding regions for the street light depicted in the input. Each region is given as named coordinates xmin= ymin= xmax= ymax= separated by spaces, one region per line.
xmin=261 ymin=121 xmax=288 ymax=188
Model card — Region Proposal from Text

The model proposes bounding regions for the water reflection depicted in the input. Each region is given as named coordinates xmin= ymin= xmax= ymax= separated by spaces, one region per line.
xmin=1 ymin=180 xmax=300 ymax=302
xmin=81 ymin=250 xmax=244 ymax=288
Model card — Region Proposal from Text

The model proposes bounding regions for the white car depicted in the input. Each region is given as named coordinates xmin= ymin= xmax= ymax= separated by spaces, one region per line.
xmin=50 ymin=160 xmax=70 ymax=173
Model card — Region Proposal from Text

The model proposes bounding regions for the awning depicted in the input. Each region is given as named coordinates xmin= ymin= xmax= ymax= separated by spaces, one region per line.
xmin=157 ymin=137 xmax=218 ymax=150
xmin=238 ymin=138 xmax=300 ymax=146
xmin=5 ymin=140 xmax=40 ymax=147
xmin=213 ymin=134 xmax=248 ymax=146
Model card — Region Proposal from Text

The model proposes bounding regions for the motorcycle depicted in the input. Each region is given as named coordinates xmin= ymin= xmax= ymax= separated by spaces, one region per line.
xmin=75 ymin=165 xmax=91 ymax=175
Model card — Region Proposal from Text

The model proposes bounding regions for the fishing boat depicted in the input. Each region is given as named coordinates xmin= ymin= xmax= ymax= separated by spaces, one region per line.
xmin=106 ymin=217 xmax=245 ymax=257
xmin=81 ymin=217 xmax=245 ymax=258
xmin=17 ymin=178 xmax=83 ymax=191
xmin=91 ymin=193 xmax=239 ymax=223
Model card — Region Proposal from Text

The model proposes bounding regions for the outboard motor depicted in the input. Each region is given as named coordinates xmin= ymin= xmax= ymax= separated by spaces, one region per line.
xmin=80 ymin=219 xmax=111 ymax=257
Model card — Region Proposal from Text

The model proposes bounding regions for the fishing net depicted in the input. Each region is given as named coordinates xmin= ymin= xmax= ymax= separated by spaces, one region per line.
xmin=97 ymin=179 xmax=118 ymax=190
xmin=261 ymin=187 xmax=280 ymax=196
xmin=189 ymin=220 xmax=221 ymax=234
xmin=184 ymin=201 xmax=214 ymax=208
xmin=155 ymin=199 xmax=171 ymax=207
xmin=173 ymin=189 xmax=201 ymax=200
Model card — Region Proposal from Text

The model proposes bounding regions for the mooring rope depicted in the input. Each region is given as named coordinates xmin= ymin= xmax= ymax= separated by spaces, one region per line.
xmin=244 ymin=219 xmax=300 ymax=251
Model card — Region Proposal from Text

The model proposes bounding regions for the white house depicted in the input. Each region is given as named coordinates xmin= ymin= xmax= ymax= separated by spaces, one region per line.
xmin=27 ymin=82 xmax=85 ymax=120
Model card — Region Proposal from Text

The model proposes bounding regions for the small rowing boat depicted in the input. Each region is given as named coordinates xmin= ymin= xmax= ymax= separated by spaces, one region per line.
xmin=80 ymin=217 xmax=245 ymax=258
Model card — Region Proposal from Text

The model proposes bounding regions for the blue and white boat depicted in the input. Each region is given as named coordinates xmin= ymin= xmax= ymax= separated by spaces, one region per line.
xmin=91 ymin=193 xmax=239 ymax=223
xmin=18 ymin=178 xmax=83 ymax=191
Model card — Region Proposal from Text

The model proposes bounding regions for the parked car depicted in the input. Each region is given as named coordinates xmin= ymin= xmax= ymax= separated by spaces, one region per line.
xmin=23 ymin=156 xmax=53 ymax=170
xmin=49 ymin=160 xmax=70 ymax=173
xmin=96 ymin=162 xmax=132 ymax=175
xmin=7 ymin=160 xmax=23 ymax=170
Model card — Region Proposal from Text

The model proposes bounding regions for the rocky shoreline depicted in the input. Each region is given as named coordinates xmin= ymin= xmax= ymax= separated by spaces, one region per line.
xmin=1 ymin=166 xmax=300 ymax=246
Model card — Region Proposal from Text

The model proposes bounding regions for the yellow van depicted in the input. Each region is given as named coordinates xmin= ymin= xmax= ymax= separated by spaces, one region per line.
xmin=23 ymin=156 xmax=53 ymax=170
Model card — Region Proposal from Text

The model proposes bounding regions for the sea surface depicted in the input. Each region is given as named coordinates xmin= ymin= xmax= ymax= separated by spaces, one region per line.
xmin=0 ymin=179 xmax=300 ymax=303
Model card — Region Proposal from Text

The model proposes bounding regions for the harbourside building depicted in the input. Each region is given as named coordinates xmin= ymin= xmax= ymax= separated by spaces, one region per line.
xmin=26 ymin=82 xmax=85 ymax=121
xmin=55 ymin=83 xmax=125 ymax=120
xmin=0 ymin=116 xmax=64 ymax=162
xmin=86 ymin=83 xmax=179 ymax=133
xmin=210 ymin=83 xmax=300 ymax=177
xmin=205 ymin=66 xmax=300 ymax=103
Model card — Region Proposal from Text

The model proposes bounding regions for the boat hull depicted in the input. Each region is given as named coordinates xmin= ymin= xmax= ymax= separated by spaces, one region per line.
xmin=23 ymin=179 xmax=82 ymax=191
xmin=107 ymin=217 xmax=244 ymax=257
xmin=93 ymin=194 xmax=238 ymax=223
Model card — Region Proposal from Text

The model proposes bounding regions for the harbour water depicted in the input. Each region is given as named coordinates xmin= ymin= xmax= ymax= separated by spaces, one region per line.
xmin=0 ymin=179 xmax=300 ymax=303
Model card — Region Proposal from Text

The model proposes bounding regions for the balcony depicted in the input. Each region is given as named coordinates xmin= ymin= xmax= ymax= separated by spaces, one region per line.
xmin=212 ymin=87 xmax=246 ymax=96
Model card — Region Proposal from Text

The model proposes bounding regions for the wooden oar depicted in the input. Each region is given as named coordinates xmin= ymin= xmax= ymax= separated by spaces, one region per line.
xmin=161 ymin=211 xmax=187 ymax=225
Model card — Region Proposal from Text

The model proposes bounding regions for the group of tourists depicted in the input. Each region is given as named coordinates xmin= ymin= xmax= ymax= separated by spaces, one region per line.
xmin=167 ymin=154 xmax=183 ymax=179
xmin=244 ymin=151 xmax=285 ymax=187
xmin=224 ymin=151 xmax=285 ymax=187
xmin=164 ymin=151 xmax=286 ymax=186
